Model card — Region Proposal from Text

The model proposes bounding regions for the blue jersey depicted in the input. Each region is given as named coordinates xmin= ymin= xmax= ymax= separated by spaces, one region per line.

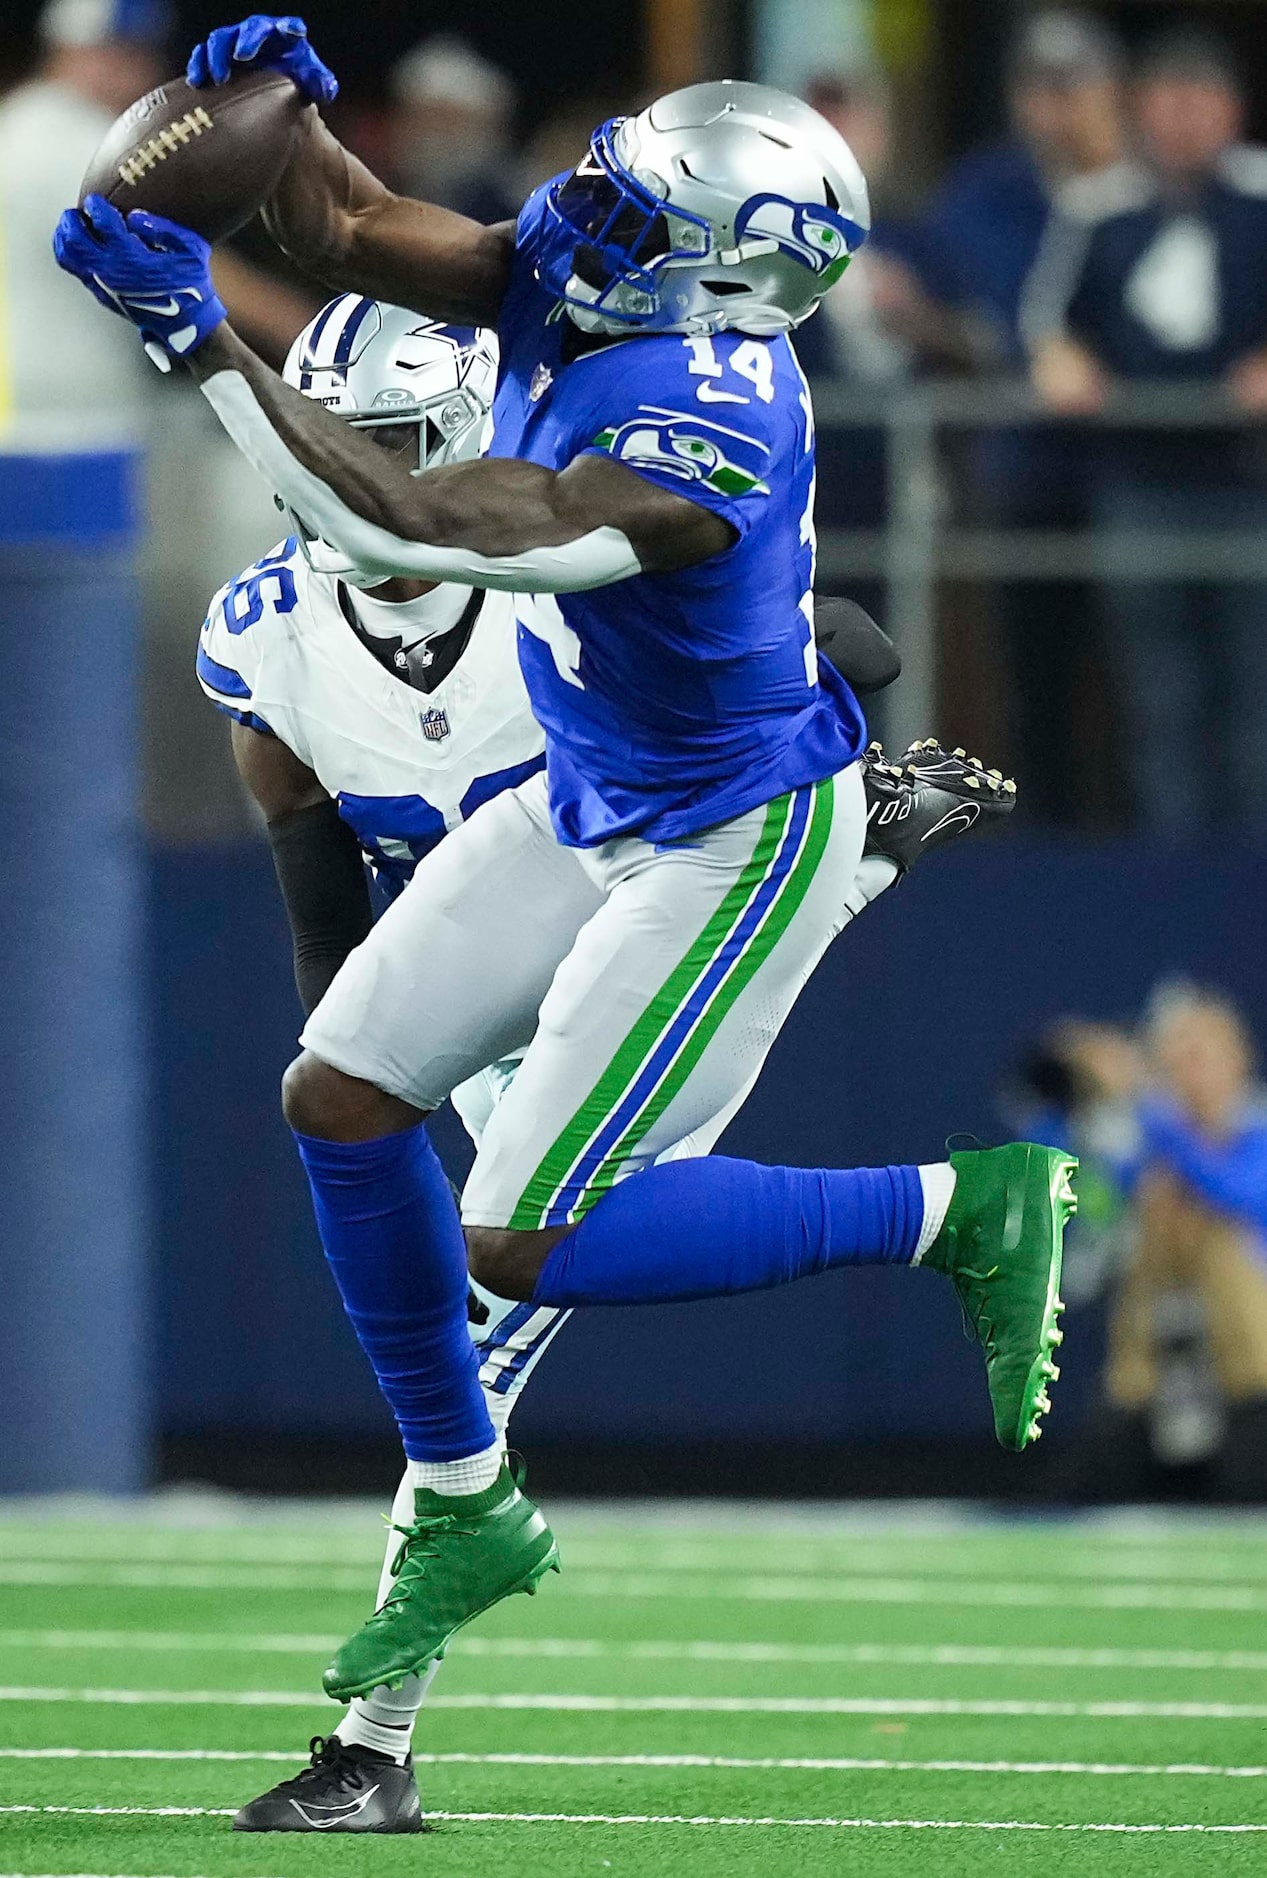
xmin=491 ymin=186 xmax=866 ymax=848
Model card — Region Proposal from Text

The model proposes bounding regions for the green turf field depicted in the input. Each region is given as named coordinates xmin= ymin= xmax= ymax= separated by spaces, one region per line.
xmin=2 ymin=1500 xmax=1267 ymax=1876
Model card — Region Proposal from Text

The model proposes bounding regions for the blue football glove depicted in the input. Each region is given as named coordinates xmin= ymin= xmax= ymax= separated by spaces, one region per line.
xmin=53 ymin=197 xmax=227 ymax=370
xmin=187 ymin=14 xmax=338 ymax=105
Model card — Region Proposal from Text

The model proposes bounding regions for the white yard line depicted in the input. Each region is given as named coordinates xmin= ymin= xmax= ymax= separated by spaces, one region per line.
xmin=0 ymin=1630 xmax=344 ymax=1655
xmin=4 ymin=1746 xmax=1267 ymax=1777
xmin=561 ymin=1573 xmax=1267 ymax=1611
xmin=0 ymin=1565 xmax=371 ymax=1593
xmin=4 ymin=1686 xmax=1267 ymax=1717
xmin=6 ymin=1538 xmax=1267 ymax=1585
xmin=1 ymin=1804 xmax=1265 ymax=1834
xmin=3 ymin=1562 xmax=1265 ymax=1610
xmin=4 ymin=1630 xmax=1267 ymax=1672
xmin=4 ymin=1541 xmax=1267 ymax=1584
xmin=1 ymin=1495 xmax=1265 ymax=1540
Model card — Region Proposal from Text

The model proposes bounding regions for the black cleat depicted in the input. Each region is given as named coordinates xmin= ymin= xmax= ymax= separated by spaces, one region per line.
xmin=862 ymin=737 xmax=1016 ymax=872
xmin=232 ymin=1735 xmax=425 ymax=1834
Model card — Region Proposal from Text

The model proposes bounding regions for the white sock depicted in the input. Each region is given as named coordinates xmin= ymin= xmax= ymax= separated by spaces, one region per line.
xmin=408 ymin=1438 xmax=504 ymax=1496
xmin=335 ymin=1681 xmax=433 ymax=1764
xmin=912 ymin=1162 xmax=957 ymax=1265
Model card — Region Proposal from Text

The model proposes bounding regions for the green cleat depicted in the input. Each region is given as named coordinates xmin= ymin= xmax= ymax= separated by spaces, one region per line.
xmin=323 ymin=1461 xmax=559 ymax=1702
xmin=921 ymin=1143 xmax=1077 ymax=1451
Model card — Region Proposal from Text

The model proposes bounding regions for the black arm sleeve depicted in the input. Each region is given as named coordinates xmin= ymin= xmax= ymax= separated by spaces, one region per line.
xmin=813 ymin=596 xmax=902 ymax=694
xmin=266 ymin=797 xmax=375 ymax=1016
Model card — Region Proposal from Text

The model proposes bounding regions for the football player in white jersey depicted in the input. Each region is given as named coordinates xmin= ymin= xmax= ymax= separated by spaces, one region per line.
xmin=194 ymin=294 xmax=1017 ymax=1829
xmin=198 ymin=298 xmax=581 ymax=1440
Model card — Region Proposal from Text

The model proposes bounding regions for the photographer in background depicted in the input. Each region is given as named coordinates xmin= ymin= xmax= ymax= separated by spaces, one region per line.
xmin=1075 ymin=986 xmax=1267 ymax=1499
xmin=1009 ymin=987 xmax=1267 ymax=1499
xmin=1120 ymin=986 xmax=1267 ymax=1495
xmin=1004 ymin=1018 xmax=1141 ymax=1308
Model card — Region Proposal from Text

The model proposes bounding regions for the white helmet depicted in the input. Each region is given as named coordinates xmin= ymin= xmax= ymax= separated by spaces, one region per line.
xmin=537 ymin=80 xmax=870 ymax=337
xmin=280 ymin=295 xmax=499 ymax=588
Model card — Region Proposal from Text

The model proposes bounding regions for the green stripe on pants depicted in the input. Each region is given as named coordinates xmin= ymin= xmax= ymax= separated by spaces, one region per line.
xmin=577 ymin=775 xmax=835 ymax=1216
xmin=508 ymin=778 xmax=834 ymax=1230
xmin=507 ymin=792 xmax=795 ymax=1231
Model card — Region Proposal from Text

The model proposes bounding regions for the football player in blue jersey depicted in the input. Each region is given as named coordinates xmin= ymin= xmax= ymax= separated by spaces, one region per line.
xmin=56 ymin=15 xmax=1075 ymax=1803
xmin=194 ymin=289 xmax=1016 ymax=1830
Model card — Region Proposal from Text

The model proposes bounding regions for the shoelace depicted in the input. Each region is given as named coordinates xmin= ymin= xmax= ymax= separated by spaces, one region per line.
xmin=948 ymin=1255 xmax=1003 ymax=1355
xmin=282 ymin=1737 xmax=367 ymax=1794
xmin=377 ymin=1511 xmax=481 ymax=1615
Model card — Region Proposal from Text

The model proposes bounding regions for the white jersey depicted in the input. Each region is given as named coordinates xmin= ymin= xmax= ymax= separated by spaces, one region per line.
xmin=197 ymin=536 xmax=545 ymax=895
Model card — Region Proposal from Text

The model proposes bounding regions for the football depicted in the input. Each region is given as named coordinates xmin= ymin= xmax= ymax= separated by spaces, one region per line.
xmin=79 ymin=68 xmax=308 ymax=243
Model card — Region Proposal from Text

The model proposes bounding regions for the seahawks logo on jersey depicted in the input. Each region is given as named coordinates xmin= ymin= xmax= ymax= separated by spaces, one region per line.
xmin=735 ymin=193 xmax=862 ymax=290
xmin=593 ymin=412 xmax=770 ymax=498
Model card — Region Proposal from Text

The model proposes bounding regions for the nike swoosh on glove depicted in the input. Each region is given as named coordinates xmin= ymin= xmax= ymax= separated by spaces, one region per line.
xmin=53 ymin=197 xmax=227 ymax=367
xmin=187 ymin=13 xmax=338 ymax=104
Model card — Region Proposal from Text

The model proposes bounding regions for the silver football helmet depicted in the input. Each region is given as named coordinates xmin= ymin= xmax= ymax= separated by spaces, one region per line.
xmin=280 ymin=295 xmax=499 ymax=589
xmin=538 ymin=80 xmax=871 ymax=337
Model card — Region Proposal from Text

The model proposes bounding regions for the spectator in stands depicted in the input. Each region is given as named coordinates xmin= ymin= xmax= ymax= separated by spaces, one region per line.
xmin=791 ymin=68 xmax=972 ymax=706
xmin=796 ymin=69 xmax=975 ymax=385
xmin=1106 ymin=985 xmax=1267 ymax=1497
xmin=1028 ymin=29 xmax=1267 ymax=837
xmin=386 ymin=35 xmax=519 ymax=225
xmin=921 ymin=11 xmax=1135 ymax=828
xmin=0 ymin=0 xmax=317 ymax=432
xmin=0 ymin=0 xmax=318 ymax=842
xmin=0 ymin=0 xmax=167 ymax=441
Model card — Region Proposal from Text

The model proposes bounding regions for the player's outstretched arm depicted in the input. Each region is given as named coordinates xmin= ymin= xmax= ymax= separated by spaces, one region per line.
xmin=190 ymin=325 xmax=733 ymax=590
xmin=186 ymin=16 xmax=512 ymax=323
xmin=262 ymin=111 xmax=515 ymax=326
xmin=52 ymin=205 xmax=729 ymax=585
xmin=231 ymin=722 xmax=373 ymax=1014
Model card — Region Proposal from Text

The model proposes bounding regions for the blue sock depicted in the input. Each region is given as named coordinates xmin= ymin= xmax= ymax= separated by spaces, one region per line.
xmin=294 ymin=1124 xmax=494 ymax=1462
xmin=534 ymin=1157 xmax=924 ymax=1307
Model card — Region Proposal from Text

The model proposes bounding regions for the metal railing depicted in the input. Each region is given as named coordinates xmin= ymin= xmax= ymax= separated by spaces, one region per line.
xmin=808 ymin=378 xmax=1267 ymax=747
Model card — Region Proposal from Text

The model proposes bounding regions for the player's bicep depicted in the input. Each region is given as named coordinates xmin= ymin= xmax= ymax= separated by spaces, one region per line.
xmin=231 ymin=720 xmax=326 ymax=822
xmin=342 ymin=203 xmax=515 ymax=327
xmin=552 ymin=452 xmax=735 ymax=574
xmin=265 ymin=117 xmax=514 ymax=326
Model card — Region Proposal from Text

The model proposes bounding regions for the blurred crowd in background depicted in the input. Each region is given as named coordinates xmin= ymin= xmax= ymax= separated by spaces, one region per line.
xmin=7 ymin=0 xmax=1267 ymax=837
xmin=3 ymin=0 xmax=1267 ymax=1495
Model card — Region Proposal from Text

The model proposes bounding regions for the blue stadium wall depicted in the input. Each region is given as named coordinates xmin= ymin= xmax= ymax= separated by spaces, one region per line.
xmin=151 ymin=837 xmax=1267 ymax=1466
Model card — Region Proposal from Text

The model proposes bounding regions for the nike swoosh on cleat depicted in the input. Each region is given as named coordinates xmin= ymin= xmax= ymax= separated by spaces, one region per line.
xmin=919 ymin=804 xmax=981 ymax=843
xmin=288 ymin=1785 xmax=381 ymax=1829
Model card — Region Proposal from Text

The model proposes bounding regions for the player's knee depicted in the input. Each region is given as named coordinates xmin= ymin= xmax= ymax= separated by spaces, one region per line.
xmin=281 ymin=1050 xmax=421 ymax=1142
xmin=466 ymin=1227 xmax=555 ymax=1301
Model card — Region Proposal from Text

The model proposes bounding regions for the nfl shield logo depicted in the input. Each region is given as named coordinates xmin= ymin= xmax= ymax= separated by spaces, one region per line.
xmin=419 ymin=707 xmax=451 ymax=742
xmin=529 ymin=362 xmax=553 ymax=403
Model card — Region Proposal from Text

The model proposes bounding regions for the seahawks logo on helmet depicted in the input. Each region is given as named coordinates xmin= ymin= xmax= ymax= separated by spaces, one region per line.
xmin=735 ymin=194 xmax=864 ymax=290
xmin=593 ymin=414 xmax=770 ymax=498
